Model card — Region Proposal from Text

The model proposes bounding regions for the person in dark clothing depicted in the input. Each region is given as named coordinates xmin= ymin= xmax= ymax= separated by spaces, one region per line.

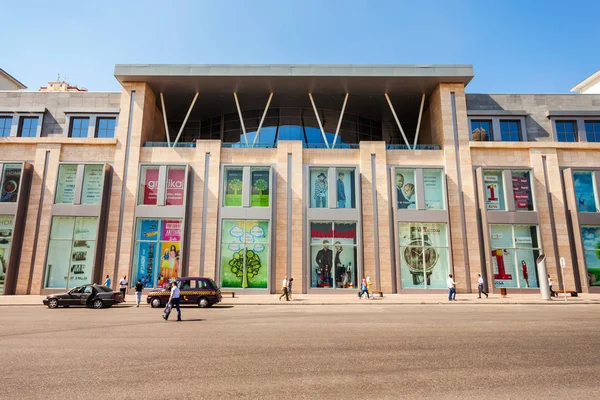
xmin=134 ymin=280 xmax=144 ymax=307
xmin=316 ymin=240 xmax=333 ymax=287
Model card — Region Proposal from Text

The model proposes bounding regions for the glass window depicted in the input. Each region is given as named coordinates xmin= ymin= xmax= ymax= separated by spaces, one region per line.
xmin=96 ymin=117 xmax=116 ymax=138
xmin=574 ymin=171 xmax=598 ymax=212
xmin=81 ymin=165 xmax=104 ymax=205
xmin=0 ymin=215 xmax=15 ymax=294
xmin=470 ymin=120 xmax=492 ymax=141
xmin=335 ymin=168 xmax=356 ymax=209
xmin=310 ymin=168 xmax=329 ymax=208
xmin=223 ymin=167 xmax=243 ymax=207
xmin=483 ymin=170 xmax=506 ymax=211
xmin=310 ymin=222 xmax=357 ymax=289
xmin=69 ymin=117 xmax=89 ymax=138
xmin=18 ymin=117 xmax=38 ymax=138
xmin=55 ymin=165 xmax=78 ymax=204
xmin=133 ymin=219 xmax=182 ymax=289
xmin=399 ymin=223 xmax=449 ymax=289
xmin=251 ymin=167 xmax=270 ymax=207
xmin=0 ymin=164 xmax=22 ymax=203
xmin=490 ymin=224 xmax=540 ymax=289
xmin=138 ymin=166 xmax=160 ymax=205
xmin=423 ymin=169 xmax=445 ymax=210
xmin=585 ymin=121 xmax=600 ymax=143
xmin=500 ymin=120 xmax=522 ymax=142
xmin=395 ymin=169 xmax=416 ymax=209
xmin=555 ymin=120 xmax=577 ymax=142
xmin=166 ymin=166 xmax=185 ymax=206
xmin=220 ymin=220 xmax=269 ymax=289
xmin=581 ymin=226 xmax=600 ymax=287
xmin=511 ymin=170 xmax=534 ymax=211
xmin=44 ymin=216 xmax=98 ymax=288
xmin=0 ymin=117 xmax=12 ymax=137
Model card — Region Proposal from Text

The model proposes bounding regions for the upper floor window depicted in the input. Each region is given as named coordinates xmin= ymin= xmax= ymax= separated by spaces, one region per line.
xmin=470 ymin=120 xmax=492 ymax=141
xmin=309 ymin=167 xmax=356 ymax=209
xmin=573 ymin=171 xmax=598 ymax=213
xmin=138 ymin=165 xmax=187 ymax=206
xmin=0 ymin=117 xmax=12 ymax=137
xmin=18 ymin=117 xmax=38 ymax=137
xmin=500 ymin=120 xmax=522 ymax=142
xmin=555 ymin=120 xmax=577 ymax=142
xmin=483 ymin=169 xmax=534 ymax=212
xmin=69 ymin=117 xmax=89 ymax=138
xmin=96 ymin=117 xmax=116 ymax=138
xmin=223 ymin=166 xmax=272 ymax=208
xmin=395 ymin=168 xmax=445 ymax=210
xmin=585 ymin=121 xmax=600 ymax=143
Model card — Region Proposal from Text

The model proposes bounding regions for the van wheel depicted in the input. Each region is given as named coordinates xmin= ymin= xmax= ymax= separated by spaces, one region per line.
xmin=198 ymin=297 xmax=210 ymax=308
xmin=150 ymin=297 xmax=162 ymax=308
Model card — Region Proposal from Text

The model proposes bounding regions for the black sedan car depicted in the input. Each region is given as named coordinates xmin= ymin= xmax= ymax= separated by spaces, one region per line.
xmin=43 ymin=284 xmax=123 ymax=309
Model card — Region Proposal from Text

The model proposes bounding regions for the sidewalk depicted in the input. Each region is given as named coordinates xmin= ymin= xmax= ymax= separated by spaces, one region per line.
xmin=2 ymin=293 xmax=600 ymax=306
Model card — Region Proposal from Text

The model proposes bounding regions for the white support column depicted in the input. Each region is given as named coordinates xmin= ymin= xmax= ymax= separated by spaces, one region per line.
xmin=308 ymin=93 xmax=329 ymax=148
xmin=331 ymin=93 xmax=349 ymax=149
xmin=233 ymin=92 xmax=249 ymax=148
xmin=384 ymin=93 xmax=411 ymax=149
xmin=252 ymin=93 xmax=274 ymax=148
xmin=160 ymin=93 xmax=171 ymax=146
xmin=412 ymin=93 xmax=426 ymax=149
xmin=172 ymin=92 xmax=199 ymax=147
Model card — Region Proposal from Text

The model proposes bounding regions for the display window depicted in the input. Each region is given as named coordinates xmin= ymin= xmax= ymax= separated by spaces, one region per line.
xmin=80 ymin=165 xmax=104 ymax=205
xmin=251 ymin=167 xmax=270 ymax=207
xmin=395 ymin=169 xmax=416 ymax=209
xmin=423 ymin=169 xmax=445 ymax=210
xmin=574 ymin=171 xmax=598 ymax=213
xmin=511 ymin=170 xmax=534 ymax=211
xmin=310 ymin=222 xmax=357 ymax=289
xmin=220 ymin=220 xmax=269 ymax=289
xmin=166 ymin=166 xmax=185 ymax=206
xmin=335 ymin=168 xmax=356 ymax=209
xmin=55 ymin=164 xmax=78 ymax=204
xmin=310 ymin=168 xmax=329 ymax=208
xmin=132 ymin=219 xmax=182 ymax=289
xmin=398 ymin=222 xmax=449 ymax=289
xmin=223 ymin=167 xmax=243 ymax=207
xmin=581 ymin=226 xmax=600 ymax=287
xmin=489 ymin=224 xmax=540 ymax=289
xmin=0 ymin=164 xmax=22 ymax=203
xmin=483 ymin=170 xmax=506 ymax=211
xmin=138 ymin=166 xmax=160 ymax=205
xmin=0 ymin=215 xmax=14 ymax=295
xmin=44 ymin=216 xmax=98 ymax=288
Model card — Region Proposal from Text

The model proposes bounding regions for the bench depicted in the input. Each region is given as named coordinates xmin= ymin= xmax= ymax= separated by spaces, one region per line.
xmin=552 ymin=290 xmax=578 ymax=297
xmin=221 ymin=291 xmax=235 ymax=298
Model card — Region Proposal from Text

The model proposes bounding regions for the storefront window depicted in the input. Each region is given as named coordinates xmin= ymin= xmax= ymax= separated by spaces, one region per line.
xmin=0 ymin=215 xmax=14 ymax=294
xmin=310 ymin=168 xmax=329 ymax=208
xmin=483 ymin=170 xmax=506 ymax=211
xmin=220 ymin=220 xmax=269 ymax=289
xmin=574 ymin=171 xmax=598 ymax=213
xmin=251 ymin=167 xmax=270 ymax=207
xmin=335 ymin=168 xmax=356 ymax=209
xmin=399 ymin=222 xmax=449 ymax=289
xmin=395 ymin=169 xmax=416 ymax=209
xmin=423 ymin=169 xmax=445 ymax=210
xmin=81 ymin=165 xmax=104 ymax=205
xmin=44 ymin=216 xmax=98 ymax=288
xmin=223 ymin=167 xmax=243 ymax=207
xmin=138 ymin=166 xmax=160 ymax=205
xmin=489 ymin=224 xmax=540 ymax=289
xmin=132 ymin=219 xmax=182 ymax=289
xmin=581 ymin=226 xmax=600 ymax=287
xmin=310 ymin=222 xmax=357 ymax=289
xmin=165 ymin=166 xmax=185 ymax=206
xmin=55 ymin=164 xmax=78 ymax=204
xmin=0 ymin=164 xmax=22 ymax=203
xmin=512 ymin=170 xmax=534 ymax=211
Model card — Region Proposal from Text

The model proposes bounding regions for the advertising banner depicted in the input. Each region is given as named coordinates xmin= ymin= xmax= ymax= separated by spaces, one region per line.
xmin=574 ymin=171 xmax=598 ymax=212
xmin=138 ymin=219 xmax=159 ymax=241
xmin=512 ymin=171 xmax=533 ymax=211
xmin=0 ymin=164 xmax=22 ymax=203
xmin=81 ymin=165 xmax=104 ymax=205
xmin=161 ymin=220 xmax=182 ymax=241
xmin=159 ymin=242 xmax=180 ymax=287
xmin=582 ymin=226 xmax=600 ymax=286
xmin=251 ymin=168 xmax=270 ymax=207
xmin=135 ymin=241 xmax=156 ymax=289
xmin=423 ymin=169 xmax=444 ymax=210
xmin=142 ymin=167 xmax=160 ymax=205
xmin=224 ymin=168 xmax=243 ymax=206
xmin=399 ymin=222 xmax=448 ymax=289
xmin=484 ymin=171 xmax=505 ymax=210
xmin=55 ymin=165 xmax=78 ymax=204
xmin=68 ymin=240 xmax=95 ymax=286
xmin=335 ymin=168 xmax=355 ymax=209
xmin=311 ymin=168 xmax=329 ymax=208
xmin=395 ymin=169 xmax=416 ymax=209
xmin=166 ymin=167 xmax=185 ymax=206
xmin=0 ymin=215 xmax=14 ymax=293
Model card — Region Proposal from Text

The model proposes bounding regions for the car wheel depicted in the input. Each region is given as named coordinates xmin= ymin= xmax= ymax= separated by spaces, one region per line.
xmin=92 ymin=299 xmax=104 ymax=309
xmin=47 ymin=298 xmax=59 ymax=309
xmin=150 ymin=297 xmax=162 ymax=308
xmin=198 ymin=297 xmax=210 ymax=308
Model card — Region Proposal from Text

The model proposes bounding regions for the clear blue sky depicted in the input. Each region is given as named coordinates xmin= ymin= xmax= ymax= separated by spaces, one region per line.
xmin=4 ymin=0 xmax=600 ymax=93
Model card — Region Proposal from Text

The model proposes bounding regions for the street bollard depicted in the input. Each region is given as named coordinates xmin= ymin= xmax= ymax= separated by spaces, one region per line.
xmin=536 ymin=254 xmax=551 ymax=300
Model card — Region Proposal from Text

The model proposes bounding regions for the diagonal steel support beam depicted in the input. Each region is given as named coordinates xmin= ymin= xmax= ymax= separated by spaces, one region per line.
xmin=308 ymin=93 xmax=330 ymax=149
xmin=384 ymin=93 xmax=412 ymax=149
xmin=160 ymin=93 xmax=171 ymax=146
xmin=331 ymin=93 xmax=349 ymax=149
xmin=172 ymin=92 xmax=198 ymax=147
xmin=413 ymin=93 xmax=426 ymax=149
xmin=233 ymin=92 xmax=249 ymax=148
xmin=251 ymin=93 xmax=274 ymax=148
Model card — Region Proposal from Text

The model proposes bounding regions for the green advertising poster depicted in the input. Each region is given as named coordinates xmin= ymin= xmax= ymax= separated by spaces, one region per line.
xmin=221 ymin=220 xmax=269 ymax=289
xmin=224 ymin=168 xmax=243 ymax=207
xmin=582 ymin=226 xmax=600 ymax=286
xmin=251 ymin=168 xmax=270 ymax=207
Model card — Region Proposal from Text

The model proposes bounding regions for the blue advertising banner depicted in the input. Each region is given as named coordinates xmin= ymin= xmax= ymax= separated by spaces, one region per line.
xmin=574 ymin=171 xmax=597 ymax=212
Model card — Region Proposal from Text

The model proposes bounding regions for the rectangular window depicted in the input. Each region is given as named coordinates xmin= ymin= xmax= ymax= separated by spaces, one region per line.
xmin=133 ymin=219 xmax=182 ymax=289
xmin=335 ymin=168 xmax=356 ymax=209
xmin=483 ymin=170 xmax=506 ymax=211
xmin=423 ymin=169 xmax=445 ymax=210
xmin=69 ymin=117 xmax=90 ymax=138
xmin=0 ymin=215 xmax=15 ymax=294
xmin=223 ymin=167 xmax=243 ymax=207
xmin=18 ymin=117 xmax=38 ymax=138
xmin=310 ymin=168 xmax=329 ymax=208
xmin=581 ymin=226 xmax=600 ymax=287
xmin=0 ymin=164 xmax=22 ymax=203
xmin=0 ymin=116 xmax=12 ymax=137
xmin=96 ymin=117 xmax=116 ymax=138
xmin=399 ymin=223 xmax=449 ymax=289
xmin=574 ymin=171 xmax=598 ymax=212
xmin=470 ymin=120 xmax=492 ymax=141
xmin=500 ymin=120 xmax=522 ymax=142
xmin=490 ymin=224 xmax=540 ymax=289
xmin=251 ymin=167 xmax=270 ymax=207
xmin=395 ymin=169 xmax=416 ymax=209
xmin=44 ymin=216 xmax=98 ymax=288
xmin=511 ymin=170 xmax=534 ymax=211
xmin=555 ymin=120 xmax=577 ymax=142
xmin=310 ymin=221 xmax=357 ymax=289
xmin=138 ymin=166 xmax=160 ymax=205
xmin=80 ymin=165 xmax=104 ymax=205
xmin=220 ymin=220 xmax=269 ymax=289
xmin=165 ymin=166 xmax=185 ymax=206
xmin=585 ymin=121 xmax=600 ymax=143
xmin=55 ymin=165 xmax=78 ymax=204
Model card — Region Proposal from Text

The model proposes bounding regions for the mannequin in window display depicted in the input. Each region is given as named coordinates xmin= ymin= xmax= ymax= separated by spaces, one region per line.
xmin=337 ymin=172 xmax=346 ymax=208
xmin=314 ymin=173 xmax=328 ymax=208
xmin=521 ymin=260 xmax=530 ymax=288
xmin=315 ymin=240 xmax=333 ymax=287
xmin=396 ymin=173 xmax=415 ymax=209
xmin=334 ymin=241 xmax=344 ymax=288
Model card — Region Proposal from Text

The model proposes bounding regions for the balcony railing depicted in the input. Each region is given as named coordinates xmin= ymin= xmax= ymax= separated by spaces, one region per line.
xmin=386 ymin=144 xmax=441 ymax=150
xmin=144 ymin=142 xmax=196 ymax=148
xmin=143 ymin=141 xmax=441 ymax=150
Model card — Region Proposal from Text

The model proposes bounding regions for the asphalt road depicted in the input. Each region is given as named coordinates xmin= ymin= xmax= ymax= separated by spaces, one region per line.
xmin=0 ymin=303 xmax=599 ymax=400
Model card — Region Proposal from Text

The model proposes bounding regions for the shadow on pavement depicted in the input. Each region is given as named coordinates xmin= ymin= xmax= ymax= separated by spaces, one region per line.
xmin=176 ymin=319 xmax=205 ymax=322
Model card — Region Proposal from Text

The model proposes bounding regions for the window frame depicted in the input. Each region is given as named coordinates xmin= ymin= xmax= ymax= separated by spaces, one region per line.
xmin=549 ymin=117 xmax=600 ymax=143
xmin=467 ymin=116 xmax=527 ymax=142
xmin=17 ymin=116 xmax=40 ymax=138
xmin=554 ymin=120 xmax=578 ymax=143
xmin=64 ymin=113 xmax=118 ymax=139
xmin=68 ymin=117 xmax=90 ymax=138
xmin=95 ymin=117 xmax=117 ymax=138
xmin=0 ymin=116 xmax=13 ymax=137
xmin=469 ymin=119 xmax=493 ymax=142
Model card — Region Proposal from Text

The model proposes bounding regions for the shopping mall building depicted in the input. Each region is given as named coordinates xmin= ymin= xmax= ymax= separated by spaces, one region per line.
xmin=1 ymin=64 xmax=600 ymax=296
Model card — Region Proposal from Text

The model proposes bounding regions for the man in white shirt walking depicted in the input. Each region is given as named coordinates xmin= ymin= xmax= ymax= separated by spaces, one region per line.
xmin=163 ymin=281 xmax=181 ymax=321
xmin=447 ymin=274 xmax=457 ymax=301
xmin=119 ymin=275 xmax=128 ymax=302
xmin=477 ymin=273 xmax=489 ymax=298
xmin=279 ymin=276 xmax=289 ymax=301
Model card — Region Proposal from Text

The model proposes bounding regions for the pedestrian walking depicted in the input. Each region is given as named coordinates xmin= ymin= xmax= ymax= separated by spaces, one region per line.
xmin=279 ymin=276 xmax=289 ymax=301
xmin=134 ymin=280 xmax=144 ymax=307
xmin=477 ymin=274 xmax=488 ymax=298
xmin=358 ymin=277 xmax=369 ymax=299
xmin=163 ymin=281 xmax=181 ymax=321
xmin=548 ymin=274 xmax=555 ymax=297
xmin=287 ymin=278 xmax=294 ymax=300
xmin=104 ymin=275 xmax=111 ymax=288
xmin=447 ymin=274 xmax=457 ymax=301
xmin=119 ymin=275 xmax=128 ymax=302
xmin=366 ymin=276 xmax=375 ymax=299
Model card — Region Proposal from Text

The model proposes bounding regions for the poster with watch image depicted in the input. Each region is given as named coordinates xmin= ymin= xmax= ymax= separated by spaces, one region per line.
xmin=0 ymin=164 xmax=22 ymax=203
